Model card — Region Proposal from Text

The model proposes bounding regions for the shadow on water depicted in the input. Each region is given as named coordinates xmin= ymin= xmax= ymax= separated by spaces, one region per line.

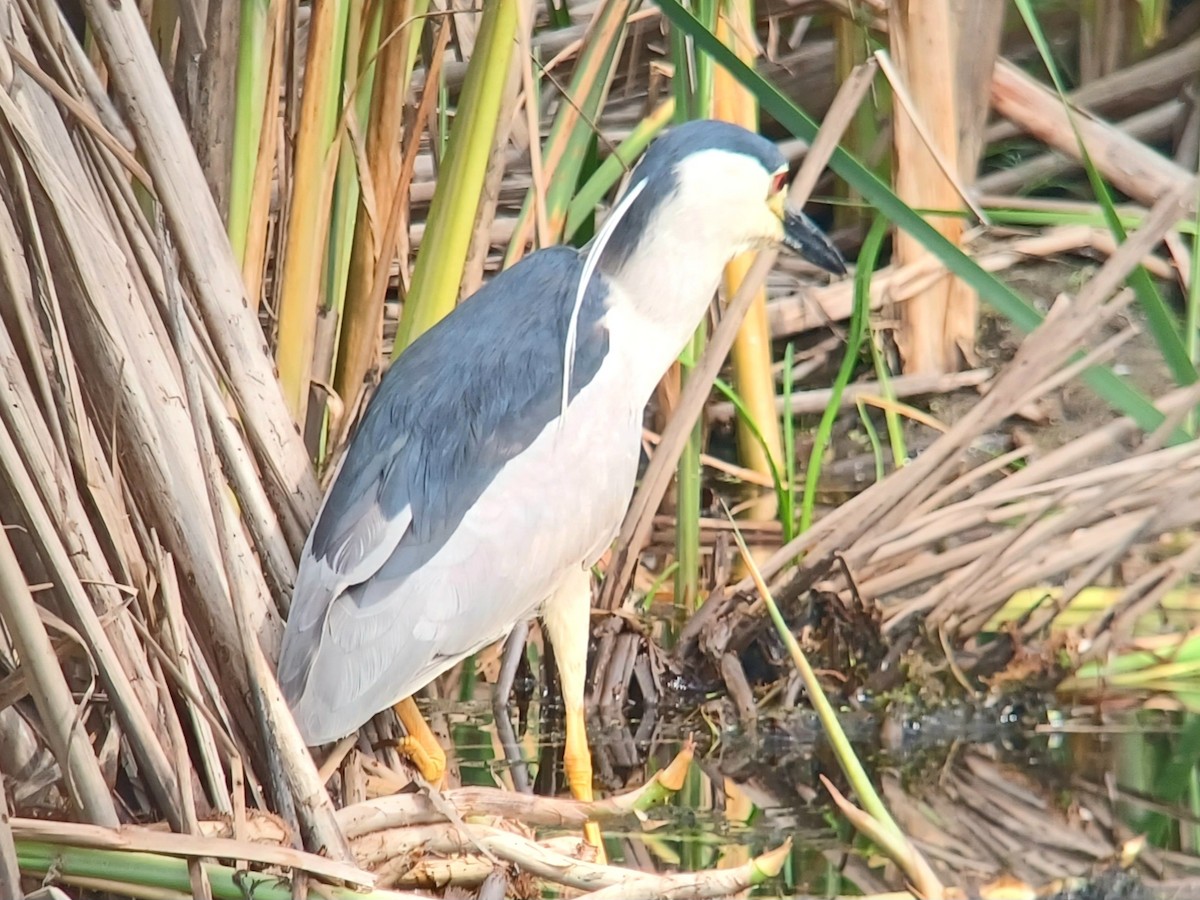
xmin=425 ymin=695 xmax=1200 ymax=896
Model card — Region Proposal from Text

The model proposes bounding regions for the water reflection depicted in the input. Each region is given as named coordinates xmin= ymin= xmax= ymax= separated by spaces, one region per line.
xmin=427 ymin=696 xmax=1200 ymax=895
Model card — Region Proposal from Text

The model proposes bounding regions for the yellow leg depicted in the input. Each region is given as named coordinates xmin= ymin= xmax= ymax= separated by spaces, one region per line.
xmin=543 ymin=566 xmax=605 ymax=861
xmin=565 ymin=706 xmax=604 ymax=855
xmin=393 ymin=696 xmax=446 ymax=786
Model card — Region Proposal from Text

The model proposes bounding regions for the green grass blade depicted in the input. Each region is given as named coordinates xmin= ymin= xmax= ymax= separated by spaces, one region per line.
xmin=676 ymin=330 xmax=705 ymax=615
xmin=799 ymin=215 xmax=887 ymax=532
xmin=781 ymin=342 xmax=797 ymax=542
xmin=545 ymin=0 xmax=571 ymax=28
xmin=984 ymin=205 xmax=1198 ymax=235
xmin=723 ymin=514 xmax=904 ymax=843
xmin=855 ymin=397 xmax=886 ymax=484
xmin=1014 ymin=0 xmax=1197 ymax=389
xmin=868 ymin=329 xmax=907 ymax=467
xmin=713 ymin=377 xmax=788 ymax=523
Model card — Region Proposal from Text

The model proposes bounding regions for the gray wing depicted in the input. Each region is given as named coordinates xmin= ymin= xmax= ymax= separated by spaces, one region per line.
xmin=277 ymin=247 xmax=611 ymax=744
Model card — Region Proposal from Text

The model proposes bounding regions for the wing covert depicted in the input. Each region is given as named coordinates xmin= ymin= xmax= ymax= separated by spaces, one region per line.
xmin=278 ymin=245 xmax=612 ymax=718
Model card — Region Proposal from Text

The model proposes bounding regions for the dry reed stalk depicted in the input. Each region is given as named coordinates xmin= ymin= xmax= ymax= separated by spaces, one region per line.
xmin=158 ymin=225 xmax=349 ymax=860
xmin=352 ymin=819 xmax=788 ymax=897
xmin=333 ymin=0 xmax=416 ymax=420
xmin=579 ymin=840 xmax=790 ymax=900
xmin=985 ymin=31 xmax=1200 ymax=145
xmin=272 ymin=0 xmax=345 ymax=429
xmin=3 ymin=2 xmax=1196 ymax=895
xmin=5 ymin=8 xmax=287 ymax=684
xmin=0 ymin=287 xmax=187 ymax=827
xmin=979 ymin=103 xmax=1185 ymax=200
xmin=0 ymin=0 xmax=356 ymax=859
xmin=766 ymin=225 xmax=1174 ymax=337
xmin=990 ymin=58 xmax=1196 ymax=208
xmin=881 ymin=456 xmax=1200 ymax=634
xmin=0 ymin=780 xmax=18 ymax=897
xmin=952 ymin=0 xmax=1004 ymax=183
xmin=879 ymin=749 xmax=1159 ymax=887
xmin=977 ymin=98 xmax=1186 ymax=197
xmin=155 ymin=546 xmax=233 ymax=817
xmin=176 ymin=0 xmax=238 ymax=220
xmin=887 ymin=0 xmax=976 ymax=375
xmin=0 ymin=527 xmax=117 ymax=826
xmin=376 ymin=854 xmax=495 ymax=890
xmin=75 ymin=0 xmax=320 ymax=524
xmin=682 ymin=174 xmax=1198 ymax=663
xmin=0 ymin=412 xmax=183 ymax=827
xmin=707 ymin=368 xmax=992 ymax=422
xmin=338 ymin=742 xmax=693 ymax=836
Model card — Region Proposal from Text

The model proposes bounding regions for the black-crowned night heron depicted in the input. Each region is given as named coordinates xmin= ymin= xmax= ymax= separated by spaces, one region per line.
xmin=278 ymin=120 xmax=844 ymax=817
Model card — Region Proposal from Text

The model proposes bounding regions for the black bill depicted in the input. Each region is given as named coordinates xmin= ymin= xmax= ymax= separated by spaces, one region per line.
xmin=782 ymin=208 xmax=847 ymax=275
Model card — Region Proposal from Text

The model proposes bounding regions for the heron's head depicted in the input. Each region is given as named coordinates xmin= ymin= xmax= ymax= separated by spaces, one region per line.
xmin=599 ymin=120 xmax=846 ymax=278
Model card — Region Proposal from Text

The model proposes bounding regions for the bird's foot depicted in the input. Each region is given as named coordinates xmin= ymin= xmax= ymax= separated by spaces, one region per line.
xmin=563 ymin=707 xmax=606 ymax=863
xmin=393 ymin=697 xmax=447 ymax=787
xmin=395 ymin=734 xmax=447 ymax=787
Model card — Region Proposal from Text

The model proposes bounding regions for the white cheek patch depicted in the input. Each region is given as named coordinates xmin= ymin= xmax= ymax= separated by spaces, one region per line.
xmin=671 ymin=149 xmax=777 ymax=248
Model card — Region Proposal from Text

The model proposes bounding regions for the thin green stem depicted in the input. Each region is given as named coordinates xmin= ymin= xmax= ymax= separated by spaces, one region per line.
xmin=868 ymin=329 xmax=907 ymax=468
xmin=800 ymin=215 xmax=887 ymax=532
xmin=676 ymin=328 xmax=705 ymax=616
xmin=781 ymin=342 xmax=797 ymax=542
xmin=228 ymin=0 xmax=269 ymax=263
xmin=855 ymin=397 xmax=885 ymax=484
xmin=1187 ymin=188 xmax=1200 ymax=433
xmin=17 ymin=843 xmax=410 ymax=900
xmin=1015 ymin=0 xmax=1196 ymax=392
xmin=713 ymin=377 xmax=788 ymax=522
xmin=723 ymin=514 xmax=904 ymax=843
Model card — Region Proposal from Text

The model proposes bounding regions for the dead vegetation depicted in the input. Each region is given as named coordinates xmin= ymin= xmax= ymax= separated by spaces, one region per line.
xmin=0 ymin=0 xmax=1198 ymax=898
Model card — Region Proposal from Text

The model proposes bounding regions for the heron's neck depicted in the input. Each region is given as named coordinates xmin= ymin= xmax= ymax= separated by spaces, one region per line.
xmin=600 ymin=231 xmax=735 ymax=402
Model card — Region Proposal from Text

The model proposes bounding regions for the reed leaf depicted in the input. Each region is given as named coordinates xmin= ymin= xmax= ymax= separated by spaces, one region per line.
xmin=505 ymin=0 xmax=640 ymax=262
xmin=274 ymin=0 xmax=351 ymax=426
xmin=228 ymin=0 xmax=270 ymax=266
xmin=334 ymin=0 xmax=427 ymax=425
xmin=563 ymin=98 xmax=675 ymax=242
xmin=395 ymin=0 xmax=520 ymax=352
xmin=799 ymin=215 xmax=887 ymax=532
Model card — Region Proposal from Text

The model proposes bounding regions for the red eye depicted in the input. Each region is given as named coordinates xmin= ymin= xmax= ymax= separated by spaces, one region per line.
xmin=772 ymin=170 xmax=788 ymax=193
